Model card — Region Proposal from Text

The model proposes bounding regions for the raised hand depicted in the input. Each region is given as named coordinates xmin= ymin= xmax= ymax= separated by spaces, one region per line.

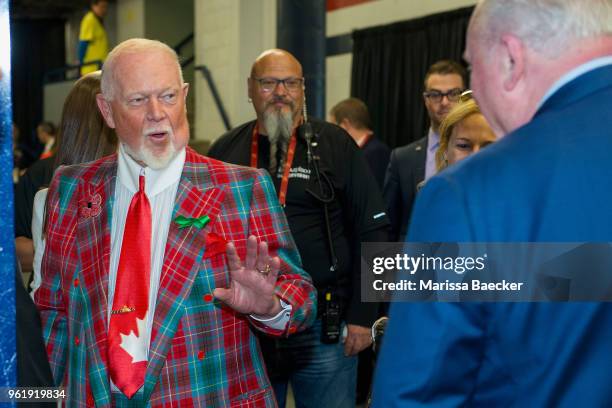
xmin=213 ymin=235 xmax=282 ymax=317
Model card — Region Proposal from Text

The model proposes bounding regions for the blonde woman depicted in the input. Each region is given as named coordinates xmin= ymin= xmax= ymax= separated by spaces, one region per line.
xmin=435 ymin=95 xmax=496 ymax=172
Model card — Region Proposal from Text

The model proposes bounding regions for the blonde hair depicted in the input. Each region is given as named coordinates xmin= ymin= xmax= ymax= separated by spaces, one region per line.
xmin=435 ymin=99 xmax=482 ymax=172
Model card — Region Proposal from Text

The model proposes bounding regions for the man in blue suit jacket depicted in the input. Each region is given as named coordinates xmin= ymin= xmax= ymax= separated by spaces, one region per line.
xmin=372 ymin=0 xmax=612 ymax=406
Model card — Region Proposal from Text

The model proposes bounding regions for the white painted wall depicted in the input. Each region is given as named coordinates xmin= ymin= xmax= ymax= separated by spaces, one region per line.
xmin=116 ymin=0 xmax=145 ymax=42
xmin=194 ymin=0 xmax=275 ymax=143
xmin=325 ymin=0 xmax=477 ymax=112
xmin=327 ymin=0 xmax=477 ymax=37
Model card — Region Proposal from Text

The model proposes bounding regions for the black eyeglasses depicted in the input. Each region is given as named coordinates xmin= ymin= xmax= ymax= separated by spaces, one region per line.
xmin=423 ymin=88 xmax=464 ymax=103
xmin=252 ymin=77 xmax=304 ymax=93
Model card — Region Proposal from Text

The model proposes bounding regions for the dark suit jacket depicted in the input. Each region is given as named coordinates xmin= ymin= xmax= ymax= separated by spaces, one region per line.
xmin=361 ymin=136 xmax=391 ymax=189
xmin=373 ymin=64 xmax=612 ymax=406
xmin=382 ymin=136 xmax=427 ymax=241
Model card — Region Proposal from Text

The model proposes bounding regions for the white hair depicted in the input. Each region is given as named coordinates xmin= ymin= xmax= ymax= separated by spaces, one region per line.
xmin=474 ymin=0 xmax=612 ymax=56
xmin=100 ymin=38 xmax=184 ymax=100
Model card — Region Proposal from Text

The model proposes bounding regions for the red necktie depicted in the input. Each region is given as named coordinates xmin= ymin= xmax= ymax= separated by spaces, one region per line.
xmin=108 ymin=174 xmax=151 ymax=398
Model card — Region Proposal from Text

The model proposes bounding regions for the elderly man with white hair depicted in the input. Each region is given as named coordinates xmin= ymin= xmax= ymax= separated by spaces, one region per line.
xmin=35 ymin=38 xmax=316 ymax=407
xmin=373 ymin=0 xmax=612 ymax=406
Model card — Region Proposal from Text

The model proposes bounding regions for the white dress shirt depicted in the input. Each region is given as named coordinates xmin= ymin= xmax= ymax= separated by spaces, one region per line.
xmin=108 ymin=144 xmax=185 ymax=359
xmin=30 ymin=188 xmax=48 ymax=297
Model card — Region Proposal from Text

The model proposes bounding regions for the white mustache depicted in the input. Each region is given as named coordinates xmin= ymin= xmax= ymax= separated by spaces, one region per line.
xmin=144 ymin=126 xmax=172 ymax=136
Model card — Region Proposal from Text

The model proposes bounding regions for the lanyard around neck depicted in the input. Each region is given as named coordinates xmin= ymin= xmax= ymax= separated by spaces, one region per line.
xmin=251 ymin=122 xmax=298 ymax=206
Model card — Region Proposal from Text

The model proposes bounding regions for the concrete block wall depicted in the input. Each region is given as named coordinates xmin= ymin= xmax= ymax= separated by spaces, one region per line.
xmin=117 ymin=0 xmax=145 ymax=42
xmin=194 ymin=0 xmax=275 ymax=143
xmin=195 ymin=0 xmax=239 ymax=143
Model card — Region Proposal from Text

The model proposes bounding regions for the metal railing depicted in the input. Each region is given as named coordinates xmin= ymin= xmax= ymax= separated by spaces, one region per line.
xmin=175 ymin=34 xmax=231 ymax=130
xmin=42 ymin=33 xmax=231 ymax=131
xmin=194 ymin=65 xmax=231 ymax=131
xmin=174 ymin=33 xmax=193 ymax=56
xmin=43 ymin=60 xmax=103 ymax=84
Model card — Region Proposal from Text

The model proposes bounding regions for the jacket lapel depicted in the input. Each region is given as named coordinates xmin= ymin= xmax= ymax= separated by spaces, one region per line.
xmin=144 ymin=167 xmax=225 ymax=400
xmin=74 ymin=157 xmax=116 ymax=401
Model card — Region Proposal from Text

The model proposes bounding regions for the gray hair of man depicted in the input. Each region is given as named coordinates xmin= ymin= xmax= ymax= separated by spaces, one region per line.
xmin=100 ymin=38 xmax=184 ymax=100
xmin=473 ymin=0 xmax=612 ymax=58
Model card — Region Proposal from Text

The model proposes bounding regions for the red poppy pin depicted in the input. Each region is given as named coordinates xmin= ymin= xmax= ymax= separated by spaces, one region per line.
xmin=79 ymin=193 xmax=102 ymax=219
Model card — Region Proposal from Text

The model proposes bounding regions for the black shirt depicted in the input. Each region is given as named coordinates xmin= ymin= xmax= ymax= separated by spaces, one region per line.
xmin=208 ymin=119 xmax=389 ymax=327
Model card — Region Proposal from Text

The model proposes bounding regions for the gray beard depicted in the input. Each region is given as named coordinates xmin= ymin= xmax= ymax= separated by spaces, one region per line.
xmin=263 ymin=109 xmax=293 ymax=175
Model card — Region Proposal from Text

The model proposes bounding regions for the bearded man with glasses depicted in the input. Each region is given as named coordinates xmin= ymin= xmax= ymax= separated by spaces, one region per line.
xmin=383 ymin=60 xmax=467 ymax=242
xmin=209 ymin=48 xmax=389 ymax=408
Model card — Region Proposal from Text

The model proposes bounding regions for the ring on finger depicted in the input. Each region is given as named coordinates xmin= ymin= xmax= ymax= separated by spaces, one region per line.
xmin=256 ymin=264 xmax=271 ymax=276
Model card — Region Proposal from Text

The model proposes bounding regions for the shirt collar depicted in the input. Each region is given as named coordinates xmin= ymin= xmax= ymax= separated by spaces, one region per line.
xmin=538 ymin=56 xmax=612 ymax=109
xmin=45 ymin=137 xmax=55 ymax=151
xmin=427 ymin=127 xmax=440 ymax=151
xmin=117 ymin=143 xmax=186 ymax=197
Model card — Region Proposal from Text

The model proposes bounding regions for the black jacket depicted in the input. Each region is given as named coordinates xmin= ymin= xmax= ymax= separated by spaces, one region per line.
xmin=383 ymin=136 xmax=427 ymax=241
xmin=209 ymin=119 xmax=389 ymax=327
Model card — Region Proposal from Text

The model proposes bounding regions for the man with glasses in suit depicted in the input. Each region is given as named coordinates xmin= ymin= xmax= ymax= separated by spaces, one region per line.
xmin=383 ymin=60 xmax=466 ymax=241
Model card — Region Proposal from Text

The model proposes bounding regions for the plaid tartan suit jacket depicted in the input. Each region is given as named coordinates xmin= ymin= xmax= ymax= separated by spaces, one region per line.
xmin=34 ymin=147 xmax=316 ymax=407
